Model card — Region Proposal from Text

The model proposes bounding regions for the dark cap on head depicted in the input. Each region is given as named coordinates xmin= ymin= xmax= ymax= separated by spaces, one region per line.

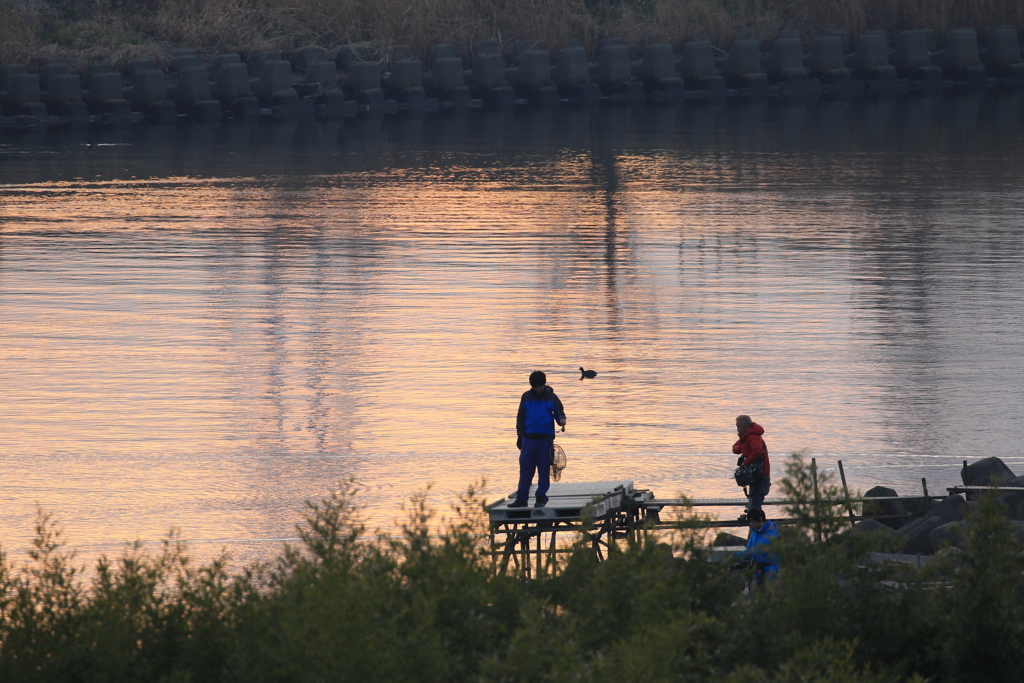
xmin=748 ymin=508 xmax=767 ymax=524
xmin=529 ymin=370 xmax=546 ymax=387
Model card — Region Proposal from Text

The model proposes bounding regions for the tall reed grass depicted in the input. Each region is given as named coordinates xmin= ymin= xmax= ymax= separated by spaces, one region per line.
xmin=2 ymin=0 xmax=1022 ymax=65
xmin=3 ymin=456 xmax=1024 ymax=681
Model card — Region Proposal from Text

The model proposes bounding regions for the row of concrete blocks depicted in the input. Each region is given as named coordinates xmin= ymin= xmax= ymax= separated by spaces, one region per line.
xmin=1 ymin=26 xmax=1022 ymax=126
xmin=0 ymin=51 xmax=347 ymax=125
xmin=859 ymin=456 xmax=1024 ymax=556
xmin=277 ymin=26 xmax=1024 ymax=111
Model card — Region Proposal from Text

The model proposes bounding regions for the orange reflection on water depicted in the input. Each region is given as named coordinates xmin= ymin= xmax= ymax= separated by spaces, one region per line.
xmin=3 ymin=111 xmax=1024 ymax=565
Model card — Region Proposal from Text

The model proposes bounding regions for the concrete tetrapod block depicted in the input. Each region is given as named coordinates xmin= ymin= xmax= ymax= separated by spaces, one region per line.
xmin=765 ymin=38 xmax=804 ymax=80
xmin=679 ymin=41 xmax=724 ymax=95
xmin=334 ymin=45 xmax=368 ymax=72
xmin=553 ymin=47 xmax=599 ymax=103
xmin=384 ymin=59 xmax=423 ymax=92
xmin=984 ymin=26 xmax=1023 ymax=69
xmin=983 ymin=26 xmax=1024 ymax=87
xmin=230 ymin=96 xmax=261 ymax=121
xmin=713 ymin=531 xmax=747 ymax=547
xmin=846 ymin=33 xmax=889 ymax=72
xmin=987 ymin=474 xmax=1024 ymax=512
xmin=80 ymin=62 xmax=116 ymax=89
xmin=38 ymin=63 xmax=69 ymax=90
xmin=250 ymin=50 xmax=284 ymax=74
xmin=210 ymin=53 xmax=242 ymax=81
xmin=145 ymin=100 xmax=178 ymax=124
xmin=481 ymin=85 xmax=516 ymax=110
xmin=510 ymin=50 xmax=553 ymax=94
xmin=723 ymin=40 xmax=769 ymax=98
xmin=315 ymin=88 xmax=357 ymax=120
xmin=2 ymin=73 xmax=41 ymax=116
xmin=428 ymin=57 xmax=465 ymax=91
xmin=807 ymin=35 xmax=846 ymax=73
xmin=343 ymin=60 xmax=381 ymax=96
xmin=84 ymin=72 xmax=125 ymax=114
xmin=171 ymin=66 xmax=213 ymax=109
xmin=596 ymin=44 xmax=632 ymax=93
xmin=428 ymin=44 xmax=456 ymax=67
xmin=806 ymin=36 xmax=861 ymax=98
xmin=42 ymin=74 xmax=88 ymax=120
xmin=127 ymin=70 xmax=168 ymax=108
xmin=928 ymin=520 xmax=967 ymax=551
xmin=553 ymin=46 xmax=589 ymax=89
xmin=293 ymin=46 xmax=327 ymax=71
xmin=863 ymin=485 xmax=909 ymax=530
xmin=848 ymin=518 xmax=904 ymax=552
xmin=355 ymin=87 xmax=386 ymax=113
xmin=900 ymin=515 xmax=946 ymax=555
xmin=1 ymin=64 xmax=27 ymax=91
xmin=126 ymin=58 xmax=158 ymax=82
xmin=100 ymin=98 xmax=135 ymax=124
xmin=765 ymin=37 xmax=821 ymax=100
xmin=640 ymin=43 xmax=676 ymax=83
xmin=212 ymin=62 xmax=252 ymax=105
xmin=189 ymin=99 xmax=223 ymax=123
xmin=898 ymin=494 xmax=967 ymax=547
xmin=893 ymin=30 xmax=943 ymax=94
xmin=427 ymin=58 xmax=470 ymax=106
xmin=939 ymin=28 xmax=989 ymax=91
xmin=725 ymin=40 xmax=762 ymax=79
xmin=270 ymin=88 xmax=315 ymax=121
xmin=962 ymin=456 xmax=1015 ymax=485
xmin=42 ymin=73 xmax=82 ymax=107
xmin=467 ymin=53 xmax=506 ymax=91
xmin=846 ymin=33 xmax=898 ymax=95
xmin=252 ymin=61 xmax=294 ymax=104
xmin=167 ymin=54 xmax=200 ymax=74
xmin=305 ymin=61 xmax=338 ymax=87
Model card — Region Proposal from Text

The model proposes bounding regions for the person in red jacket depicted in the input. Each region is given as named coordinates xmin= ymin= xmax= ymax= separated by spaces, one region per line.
xmin=733 ymin=415 xmax=770 ymax=516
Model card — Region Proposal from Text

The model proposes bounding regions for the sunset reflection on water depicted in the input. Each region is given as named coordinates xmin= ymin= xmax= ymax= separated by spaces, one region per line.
xmin=2 ymin=100 xmax=1023 ymax=567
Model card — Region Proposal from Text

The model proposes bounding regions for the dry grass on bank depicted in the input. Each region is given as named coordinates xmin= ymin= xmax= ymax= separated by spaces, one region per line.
xmin=1 ymin=0 xmax=1023 ymax=66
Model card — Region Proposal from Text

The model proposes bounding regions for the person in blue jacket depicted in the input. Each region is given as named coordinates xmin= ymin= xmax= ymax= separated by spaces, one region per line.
xmin=510 ymin=370 xmax=566 ymax=508
xmin=735 ymin=508 xmax=780 ymax=586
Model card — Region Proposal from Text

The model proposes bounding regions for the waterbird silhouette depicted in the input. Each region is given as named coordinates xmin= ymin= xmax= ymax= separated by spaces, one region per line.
xmin=580 ymin=367 xmax=597 ymax=380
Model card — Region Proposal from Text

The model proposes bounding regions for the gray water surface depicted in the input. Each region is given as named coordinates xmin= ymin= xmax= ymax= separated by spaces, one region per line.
xmin=2 ymin=96 xmax=1023 ymax=566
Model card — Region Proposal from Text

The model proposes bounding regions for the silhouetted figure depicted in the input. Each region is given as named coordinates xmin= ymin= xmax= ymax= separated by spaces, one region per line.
xmin=734 ymin=414 xmax=770 ymax=515
xmin=511 ymin=370 xmax=567 ymax=508
xmin=580 ymin=367 xmax=597 ymax=380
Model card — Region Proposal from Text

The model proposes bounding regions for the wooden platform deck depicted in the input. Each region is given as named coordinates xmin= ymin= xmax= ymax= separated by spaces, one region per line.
xmin=486 ymin=458 xmax=944 ymax=578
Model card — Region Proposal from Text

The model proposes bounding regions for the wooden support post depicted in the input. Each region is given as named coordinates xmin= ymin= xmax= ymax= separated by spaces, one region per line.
xmin=922 ymin=478 xmax=931 ymax=511
xmin=837 ymin=460 xmax=857 ymax=528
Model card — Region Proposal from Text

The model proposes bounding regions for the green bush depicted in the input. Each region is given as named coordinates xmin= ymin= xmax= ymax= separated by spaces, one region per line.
xmin=4 ymin=458 xmax=1024 ymax=681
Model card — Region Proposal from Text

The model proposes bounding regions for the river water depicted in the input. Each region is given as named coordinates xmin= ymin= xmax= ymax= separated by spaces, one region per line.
xmin=2 ymin=94 xmax=1023 ymax=567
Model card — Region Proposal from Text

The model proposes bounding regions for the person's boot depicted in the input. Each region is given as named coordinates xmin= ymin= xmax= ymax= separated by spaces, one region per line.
xmin=508 ymin=496 xmax=528 ymax=508
xmin=534 ymin=496 xmax=548 ymax=508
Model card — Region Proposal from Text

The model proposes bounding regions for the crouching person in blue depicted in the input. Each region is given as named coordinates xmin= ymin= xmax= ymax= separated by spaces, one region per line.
xmin=734 ymin=508 xmax=780 ymax=586
xmin=510 ymin=370 xmax=566 ymax=508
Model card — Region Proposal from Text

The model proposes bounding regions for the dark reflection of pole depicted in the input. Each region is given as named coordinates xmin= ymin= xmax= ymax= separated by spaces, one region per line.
xmin=304 ymin=228 xmax=332 ymax=456
xmin=259 ymin=229 xmax=290 ymax=454
xmin=590 ymin=113 xmax=622 ymax=335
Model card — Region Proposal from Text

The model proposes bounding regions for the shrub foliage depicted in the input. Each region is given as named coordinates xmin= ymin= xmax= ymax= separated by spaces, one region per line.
xmin=2 ymin=457 xmax=1024 ymax=682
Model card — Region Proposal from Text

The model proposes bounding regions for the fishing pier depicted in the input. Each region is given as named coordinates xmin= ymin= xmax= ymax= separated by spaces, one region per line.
xmin=485 ymin=459 xmax=947 ymax=578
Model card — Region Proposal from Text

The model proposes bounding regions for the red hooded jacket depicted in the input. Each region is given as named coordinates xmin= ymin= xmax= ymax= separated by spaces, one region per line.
xmin=733 ymin=422 xmax=769 ymax=478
